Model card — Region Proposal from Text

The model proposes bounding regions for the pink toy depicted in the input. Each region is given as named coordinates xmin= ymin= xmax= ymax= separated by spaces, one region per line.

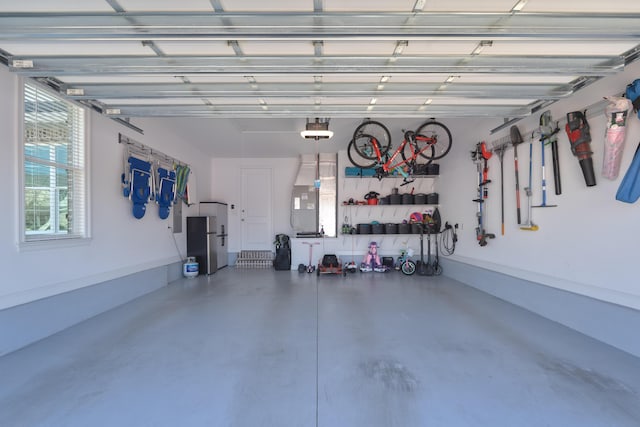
xmin=602 ymin=96 xmax=633 ymax=180
xmin=360 ymin=241 xmax=383 ymax=272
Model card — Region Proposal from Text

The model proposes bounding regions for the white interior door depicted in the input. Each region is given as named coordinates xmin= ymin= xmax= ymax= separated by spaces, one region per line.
xmin=241 ymin=168 xmax=273 ymax=250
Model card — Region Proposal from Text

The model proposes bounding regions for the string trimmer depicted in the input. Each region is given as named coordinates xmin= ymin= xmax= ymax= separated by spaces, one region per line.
xmin=471 ymin=141 xmax=495 ymax=246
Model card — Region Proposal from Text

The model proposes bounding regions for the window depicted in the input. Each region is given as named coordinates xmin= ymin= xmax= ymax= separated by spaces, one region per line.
xmin=20 ymin=81 xmax=88 ymax=243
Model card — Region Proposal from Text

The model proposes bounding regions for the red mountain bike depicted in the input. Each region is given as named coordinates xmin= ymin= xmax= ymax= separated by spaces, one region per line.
xmin=347 ymin=120 xmax=452 ymax=183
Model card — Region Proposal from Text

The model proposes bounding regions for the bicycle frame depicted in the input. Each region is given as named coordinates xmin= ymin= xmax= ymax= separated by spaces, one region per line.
xmin=348 ymin=119 xmax=452 ymax=174
xmin=379 ymin=133 xmax=437 ymax=175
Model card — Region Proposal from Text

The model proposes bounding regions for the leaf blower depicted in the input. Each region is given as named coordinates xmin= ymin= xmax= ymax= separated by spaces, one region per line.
xmin=565 ymin=111 xmax=596 ymax=187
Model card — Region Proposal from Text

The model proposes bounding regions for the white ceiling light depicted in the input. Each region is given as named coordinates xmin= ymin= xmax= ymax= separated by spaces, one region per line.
xmin=301 ymin=118 xmax=333 ymax=140
xmin=377 ymin=76 xmax=390 ymax=90
xmin=393 ymin=41 xmax=408 ymax=56
xmin=418 ymin=98 xmax=433 ymax=111
xmin=245 ymin=75 xmax=258 ymax=89
xmin=511 ymin=0 xmax=528 ymax=12
xmin=471 ymin=40 xmax=493 ymax=56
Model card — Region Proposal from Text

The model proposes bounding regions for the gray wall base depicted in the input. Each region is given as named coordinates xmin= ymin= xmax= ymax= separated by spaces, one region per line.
xmin=441 ymin=257 xmax=640 ymax=358
xmin=0 ymin=262 xmax=181 ymax=357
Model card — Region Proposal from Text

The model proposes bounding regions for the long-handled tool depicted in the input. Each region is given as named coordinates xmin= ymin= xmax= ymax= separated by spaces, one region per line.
xmin=520 ymin=136 xmax=539 ymax=231
xmin=425 ymin=226 xmax=434 ymax=276
xmin=535 ymin=111 xmax=559 ymax=209
xmin=416 ymin=226 xmax=430 ymax=276
xmin=510 ymin=126 xmax=524 ymax=225
xmin=492 ymin=142 xmax=508 ymax=235
xmin=432 ymin=231 xmax=442 ymax=276
xmin=540 ymin=111 xmax=562 ymax=195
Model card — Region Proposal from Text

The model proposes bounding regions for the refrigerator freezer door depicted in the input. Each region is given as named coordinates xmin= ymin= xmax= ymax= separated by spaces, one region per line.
xmin=217 ymin=206 xmax=228 ymax=236
xmin=200 ymin=202 xmax=228 ymax=235
xmin=206 ymin=216 xmax=217 ymax=235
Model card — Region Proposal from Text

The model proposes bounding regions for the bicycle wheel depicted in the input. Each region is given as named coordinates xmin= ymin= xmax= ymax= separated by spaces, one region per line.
xmin=415 ymin=121 xmax=453 ymax=160
xmin=347 ymin=138 xmax=377 ymax=169
xmin=401 ymin=260 xmax=416 ymax=275
xmin=400 ymin=130 xmax=435 ymax=166
xmin=352 ymin=120 xmax=391 ymax=159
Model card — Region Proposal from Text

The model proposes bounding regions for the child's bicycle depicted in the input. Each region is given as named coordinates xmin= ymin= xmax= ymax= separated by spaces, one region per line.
xmin=396 ymin=248 xmax=417 ymax=276
xmin=347 ymin=119 xmax=452 ymax=184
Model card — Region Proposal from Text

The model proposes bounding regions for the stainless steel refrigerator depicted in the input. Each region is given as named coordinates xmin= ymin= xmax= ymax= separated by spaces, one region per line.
xmin=187 ymin=216 xmax=217 ymax=275
xmin=198 ymin=202 xmax=228 ymax=269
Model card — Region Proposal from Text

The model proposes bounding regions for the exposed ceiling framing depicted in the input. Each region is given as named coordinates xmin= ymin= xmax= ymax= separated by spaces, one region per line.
xmin=1 ymin=0 xmax=639 ymax=124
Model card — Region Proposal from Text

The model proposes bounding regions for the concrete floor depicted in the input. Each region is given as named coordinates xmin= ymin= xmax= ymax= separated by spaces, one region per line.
xmin=1 ymin=269 xmax=640 ymax=427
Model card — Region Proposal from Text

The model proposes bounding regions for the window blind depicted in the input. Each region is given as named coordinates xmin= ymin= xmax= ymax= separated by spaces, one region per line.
xmin=23 ymin=82 xmax=87 ymax=241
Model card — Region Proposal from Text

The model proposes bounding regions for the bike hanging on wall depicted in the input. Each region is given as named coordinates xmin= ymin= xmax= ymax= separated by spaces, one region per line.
xmin=347 ymin=119 xmax=452 ymax=184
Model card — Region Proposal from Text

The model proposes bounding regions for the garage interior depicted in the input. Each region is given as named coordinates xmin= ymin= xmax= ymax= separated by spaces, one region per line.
xmin=2 ymin=1 xmax=640 ymax=426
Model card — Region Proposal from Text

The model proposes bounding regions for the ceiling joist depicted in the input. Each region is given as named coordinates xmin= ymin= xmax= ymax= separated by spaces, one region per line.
xmin=60 ymin=82 xmax=574 ymax=100
xmin=0 ymin=12 xmax=639 ymax=40
xmin=1 ymin=6 xmax=639 ymax=121
xmin=8 ymin=54 xmax=623 ymax=77
xmin=100 ymin=103 xmax=534 ymax=119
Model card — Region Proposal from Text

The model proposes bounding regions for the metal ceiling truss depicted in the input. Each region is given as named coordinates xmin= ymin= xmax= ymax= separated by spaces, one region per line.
xmin=2 ymin=10 xmax=639 ymax=121
xmin=8 ymin=55 xmax=624 ymax=77
xmin=99 ymin=103 xmax=534 ymax=119
xmin=1 ymin=12 xmax=639 ymax=40
xmin=60 ymin=82 xmax=574 ymax=100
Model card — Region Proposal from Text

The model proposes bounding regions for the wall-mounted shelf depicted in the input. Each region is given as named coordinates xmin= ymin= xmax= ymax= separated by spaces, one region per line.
xmin=341 ymin=232 xmax=441 ymax=236
xmin=343 ymin=174 xmax=438 ymax=179
xmin=342 ymin=204 xmax=439 ymax=208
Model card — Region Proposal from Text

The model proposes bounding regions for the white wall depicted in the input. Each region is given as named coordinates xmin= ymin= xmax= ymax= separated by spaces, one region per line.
xmin=210 ymin=157 xmax=298 ymax=253
xmin=439 ymin=60 xmax=640 ymax=310
xmin=207 ymin=62 xmax=640 ymax=313
xmin=0 ymin=67 xmax=211 ymax=309
xmin=210 ymin=152 xmax=443 ymax=266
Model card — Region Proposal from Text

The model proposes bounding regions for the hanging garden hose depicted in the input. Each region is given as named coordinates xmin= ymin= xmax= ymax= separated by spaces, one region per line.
xmin=440 ymin=222 xmax=457 ymax=256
